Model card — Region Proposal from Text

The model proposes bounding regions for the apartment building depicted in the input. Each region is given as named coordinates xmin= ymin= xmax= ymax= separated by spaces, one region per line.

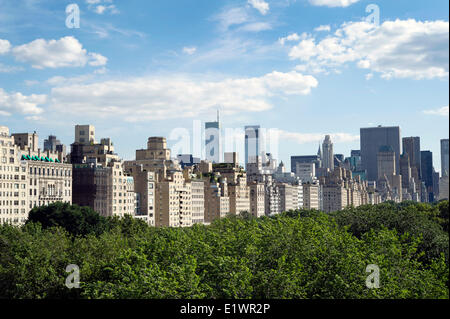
xmin=155 ymin=170 xmax=192 ymax=227
xmin=213 ymin=154 xmax=250 ymax=215
xmin=320 ymin=167 xmax=370 ymax=213
xmin=0 ymin=126 xmax=29 ymax=225
xmin=191 ymin=179 xmax=205 ymax=224
xmin=1 ymin=126 xmax=71 ymax=225
xmin=302 ymin=182 xmax=320 ymax=210
xmin=196 ymin=161 xmax=230 ymax=223
xmin=249 ymin=181 xmax=265 ymax=217
xmin=278 ymin=183 xmax=297 ymax=212
xmin=124 ymin=163 xmax=156 ymax=226
xmin=72 ymin=160 xmax=135 ymax=218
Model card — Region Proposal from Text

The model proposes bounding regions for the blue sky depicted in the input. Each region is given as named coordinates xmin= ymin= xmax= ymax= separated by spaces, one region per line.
xmin=0 ymin=0 xmax=448 ymax=172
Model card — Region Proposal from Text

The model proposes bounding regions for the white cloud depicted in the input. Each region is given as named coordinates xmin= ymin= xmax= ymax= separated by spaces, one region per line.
xmin=288 ymin=19 xmax=449 ymax=80
xmin=95 ymin=5 xmax=107 ymax=14
xmin=88 ymin=52 xmax=108 ymax=66
xmin=182 ymin=47 xmax=197 ymax=55
xmin=308 ymin=0 xmax=360 ymax=7
xmin=214 ymin=7 xmax=249 ymax=31
xmin=314 ymin=25 xmax=331 ymax=32
xmin=423 ymin=106 xmax=449 ymax=117
xmin=238 ymin=22 xmax=272 ymax=32
xmin=95 ymin=4 xmax=119 ymax=14
xmin=248 ymin=0 xmax=270 ymax=15
xmin=12 ymin=36 xmax=107 ymax=69
xmin=277 ymin=129 xmax=359 ymax=144
xmin=0 ymin=88 xmax=46 ymax=116
xmin=0 ymin=63 xmax=23 ymax=73
xmin=49 ymin=71 xmax=318 ymax=122
xmin=86 ymin=0 xmax=119 ymax=14
xmin=0 ymin=39 xmax=11 ymax=54
xmin=279 ymin=33 xmax=301 ymax=45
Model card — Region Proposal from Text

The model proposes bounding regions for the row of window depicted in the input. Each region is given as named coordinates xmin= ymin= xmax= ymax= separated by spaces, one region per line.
xmin=29 ymin=166 xmax=71 ymax=177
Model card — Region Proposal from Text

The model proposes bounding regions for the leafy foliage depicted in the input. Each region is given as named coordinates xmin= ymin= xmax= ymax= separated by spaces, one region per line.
xmin=0 ymin=201 xmax=448 ymax=299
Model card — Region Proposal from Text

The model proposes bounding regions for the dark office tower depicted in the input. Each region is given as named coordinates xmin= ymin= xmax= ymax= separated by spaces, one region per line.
xmin=441 ymin=139 xmax=449 ymax=177
xmin=245 ymin=125 xmax=260 ymax=168
xmin=399 ymin=153 xmax=412 ymax=190
xmin=421 ymin=151 xmax=434 ymax=202
xmin=44 ymin=135 xmax=66 ymax=155
xmin=291 ymin=155 xmax=321 ymax=175
xmin=402 ymin=137 xmax=421 ymax=179
xmin=433 ymin=170 xmax=440 ymax=200
xmin=360 ymin=126 xmax=401 ymax=182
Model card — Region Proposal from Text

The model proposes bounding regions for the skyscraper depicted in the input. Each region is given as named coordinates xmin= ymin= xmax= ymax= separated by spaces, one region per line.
xmin=245 ymin=125 xmax=260 ymax=168
xmin=402 ymin=137 xmax=421 ymax=179
xmin=421 ymin=151 xmax=434 ymax=202
xmin=322 ymin=135 xmax=334 ymax=171
xmin=360 ymin=126 xmax=401 ymax=182
xmin=44 ymin=135 xmax=66 ymax=155
xmin=205 ymin=112 xmax=220 ymax=163
xmin=377 ymin=145 xmax=396 ymax=180
xmin=441 ymin=139 xmax=449 ymax=177
xmin=399 ymin=153 xmax=412 ymax=190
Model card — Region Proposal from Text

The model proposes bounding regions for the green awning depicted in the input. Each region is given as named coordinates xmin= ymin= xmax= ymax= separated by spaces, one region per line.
xmin=49 ymin=158 xmax=54 ymax=162
xmin=55 ymin=158 xmax=61 ymax=163
xmin=44 ymin=157 xmax=50 ymax=162
xmin=40 ymin=157 xmax=46 ymax=161
xmin=26 ymin=155 xmax=32 ymax=160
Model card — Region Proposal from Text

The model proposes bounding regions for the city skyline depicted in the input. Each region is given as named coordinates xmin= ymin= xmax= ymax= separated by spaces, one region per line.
xmin=0 ymin=0 xmax=448 ymax=173
xmin=2 ymin=121 xmax=448 ymax=174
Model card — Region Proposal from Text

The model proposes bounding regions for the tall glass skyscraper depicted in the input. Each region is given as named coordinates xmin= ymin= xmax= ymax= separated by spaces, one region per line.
xmin=245 ymin=125 xmax=260 ymax=168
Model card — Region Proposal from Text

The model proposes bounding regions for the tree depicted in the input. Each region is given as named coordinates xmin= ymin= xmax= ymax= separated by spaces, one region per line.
xmin=26 ymin=202 xmax=108 ymax=237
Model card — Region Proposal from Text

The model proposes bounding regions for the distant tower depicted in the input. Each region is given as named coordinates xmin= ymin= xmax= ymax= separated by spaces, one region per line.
xmin=377 ymin=145 xmax=396 ymax=180
xmin=441 ymin=139 xmax=449 ymax=178
xmin=322 ymin=135 xmax=334 ymax=171
xmin=403 ymin=137 xmax=421 ymax=179
xmin=205 ymin=111 xmax=221 ymax=163
xmin=361 ymin=126 xmax=401 ymax=182
xmin=317 ymin=144 xmax=322 ymax=168
xmin=245 ymin=125 xmax=261 ymax=168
